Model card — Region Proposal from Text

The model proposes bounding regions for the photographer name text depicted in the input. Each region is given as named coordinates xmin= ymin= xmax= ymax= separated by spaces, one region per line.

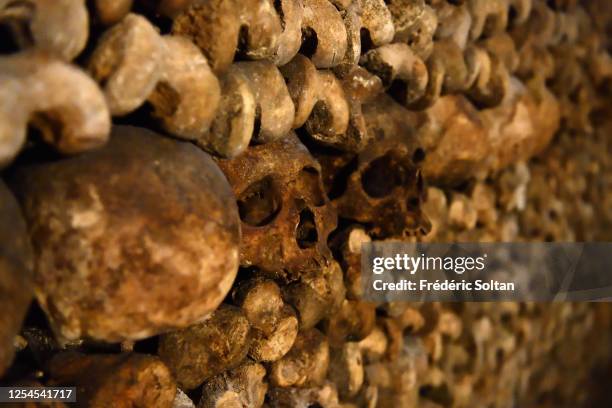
xmin=371 ymin=254 xmax=515 ymax=292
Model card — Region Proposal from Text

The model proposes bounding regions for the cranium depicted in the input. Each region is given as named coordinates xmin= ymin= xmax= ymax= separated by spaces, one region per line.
xmin=318 ymin=94 xmax=431 ymax=239
xmin=217 ymin=133 xmax=344 ymax=328
xmin=218 ymin=133 xmax=335 ymax=275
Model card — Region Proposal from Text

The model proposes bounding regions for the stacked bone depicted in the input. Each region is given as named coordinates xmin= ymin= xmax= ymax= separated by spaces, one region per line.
xmin=0 ymin=0 xmax=611 ymax=407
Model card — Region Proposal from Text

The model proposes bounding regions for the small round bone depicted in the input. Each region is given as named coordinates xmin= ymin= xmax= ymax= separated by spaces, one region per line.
xmin=270 ymin=329 xmax=330 ymax=388
xmin=93 ymin=0 xmax=133 ymax=25
xmin=328 ymin=342 xmax=364 ymax=398
xmin=204 ymin=69 xmax=256 ymax=158
xmin=322 ymin=299 xmax=376 ymax=347
xmin=47 ymin=352 xmax=176 ymax=408
xmin=0 ymin=51 xmax=110 ymax=168
xmin=301 ymin=0 xmax=348 ymax=68
xmin=283 ymin=260 xmax=345 ymax=329
xmin=0 ymin=0 xmax=88 ymax=60
xmin=358 ymin=0 xmax=396 ymax=48
xmin=282 ymin=57 xmax=381 ymax=151
xmin=466 ymin=50 xmax=510 ymax=107
xmin=481 ymin=32 xmax=520 ymax=74
xmin=172 ymin=0 xmax=283 ymax=74
xmin=199 ymin=363 xmax=267 ymax=408
xmin=88 ymin=13 xmax=163 ymax=116
xmin=358 ymin=326 xmax=388 ymax=363
xmin=149 ymin=36 xmax=221 ymax=140
xmin=360 ymin=43 xmax=429 ymax=107
xmin=233 ymin=279 xmax=300 ymax=362
xmin=159 ymin=305 xmax=251 ymax=390
xmin=280 ymin=54 xmax=321 ymax=128
xmin=467 ymin=0 xmax=509 ymax=40
xmin=237 ymin=0 xmax=283 ymax=61
xmin=431 ymin=39 xmax=472 ymax=93
xmin=88 ymin=14 xmax=221 ymax=140
xmin=304 ymin=70 xmax=350 ymax=146
xmin=248 ymin=305 xmax=299 ymax=362
xmin=172 ymin=0 xmax=240 ymax=75
xmin=232 ymin=278 xmax=285 ymax=333
xmin=0 ymin=182 xmax=33 ymax=376
xmin=328 ymin=224 xmax=371 ymax=299
xmin=8 ymin=126 xmax=240 ymax=343
xmin=433 ymin=0 xmax=470 ymax=50
xmin=387 ymin=0 xmax=438 ymax=59
xmin=333 ymin=64 xmax=384 ymax=151
xmin=273 ymin=0 xmax=305 ymax=65
xmin=232 ymin=61 xmax=295 ymax=143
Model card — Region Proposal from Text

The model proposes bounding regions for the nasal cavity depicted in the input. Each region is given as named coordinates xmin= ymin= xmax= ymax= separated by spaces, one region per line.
xmin=296 ymin=208 xmax=318 ymax=248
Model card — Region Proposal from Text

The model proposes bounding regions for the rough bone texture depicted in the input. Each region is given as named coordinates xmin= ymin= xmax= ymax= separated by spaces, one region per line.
xmin=159 ymin=304 xmax=251 ymax=390
xmin=0 ymin=182 xmax=33 ymax=376
xmin=47 ymin=352 xmax=176 ymax=407
xmin=7 ymin=126 xmax=240 ymax=343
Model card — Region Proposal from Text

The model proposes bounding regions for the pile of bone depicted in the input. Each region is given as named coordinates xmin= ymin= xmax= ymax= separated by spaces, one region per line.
xmin=1 ymin=0 xmax=611 ymax=407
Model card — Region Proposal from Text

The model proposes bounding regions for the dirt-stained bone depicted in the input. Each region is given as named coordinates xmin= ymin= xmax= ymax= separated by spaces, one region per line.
xmin=270 ymin=329 xmax=330 ymax=388
xmin=273 ymin=0 xmax=304 ymax=65
xmin=301 ymin=0 xmax=348 ymax=68
xmin=148 ymin=36 xmax=221 ymax=140
xmin=8 ymin=126 xmax=240 ymax=343
xmin=217 ymin=133 xmax=336 ymax=277
xmin=93 ymin=0 xmax=133 ymax=25
xmin=232 ymin=61 xmax=295 ymax=143
xmin=328 ymin=342 xmax=364 ymax=398
xmin=0 ymin=0 xmax=88 ymax=60
xmin=199 ymin=363 xmax=267 ymax=408
xmin=358 ymin=0 xmax=395 ymax=48
xmin=159 ymin=305 xmax=251 ymax=390
xmin=47 ymin=352 xmax=176 ymax=407
xmin=387 ymin=0 xmax=438 ymax=58
xmin=205 ymin=69 xmax=256 ymax=158
xmin=232 ymin=278 xmax=298 ymax=361
xmin=0 ymin=182 xmax=33 ymax=376
xmin=0 ymin=51 xmax=110 ymax=168
xmin=88 ymin=13 xmax=163 ymax=116
xmin=326 ymin=93 xmax=430 ymax=238
xmin=171 ymin=0 xmax=282 ymax=74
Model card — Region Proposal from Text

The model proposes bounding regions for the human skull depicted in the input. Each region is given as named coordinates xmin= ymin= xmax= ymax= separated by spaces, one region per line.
xmin=318 ymin=94 xmax=431 ymax=239
xmin=217 ymin=133 xmax=336 ymax=275
xmin=217 ymin=133 xmax=345 ymax=328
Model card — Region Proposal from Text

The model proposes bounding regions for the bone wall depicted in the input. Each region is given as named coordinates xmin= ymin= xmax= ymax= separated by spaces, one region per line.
xmin=0 ymin=1 xmax=611 ymax=407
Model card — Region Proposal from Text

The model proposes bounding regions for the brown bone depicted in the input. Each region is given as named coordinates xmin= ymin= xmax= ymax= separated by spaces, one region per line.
xmin=8 ymin=126 xmax=240 ymax=343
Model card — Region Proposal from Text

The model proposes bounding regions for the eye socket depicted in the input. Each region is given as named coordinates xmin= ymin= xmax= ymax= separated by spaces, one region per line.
xmin=238 ymin=176 xmax=282 ymax=226
xmin=360 ymin=152 xmax=415 ymax=198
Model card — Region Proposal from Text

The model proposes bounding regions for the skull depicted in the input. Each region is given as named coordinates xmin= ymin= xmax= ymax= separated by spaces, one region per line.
xmin=217 ymin=133 xmax=335 ymax=274
xmin=217 ymin=133 xmax=344 ymax=328
xmin=318 ymin=94 xmax=431 ymax=239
